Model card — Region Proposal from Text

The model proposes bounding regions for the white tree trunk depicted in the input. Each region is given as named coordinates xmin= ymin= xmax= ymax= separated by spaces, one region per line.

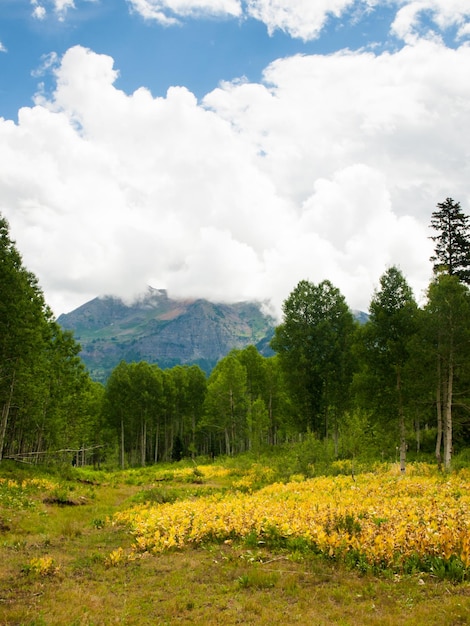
xmin=120 ymin=417 xmax=125 ymax=469
xmin=141 ymin=418 xmax=146 ymax=467
xmin=154 ymin=422 xmax=160 ymax=463
xmin=397 ymin=369 xmax=406 ymax=473
xmin=435 ymin=357 xmax=443 ymax=468
xmin=443 ymin=356 xmax=453 ymax=471
xmin=0 ymin=371 xmax=16 ymax=461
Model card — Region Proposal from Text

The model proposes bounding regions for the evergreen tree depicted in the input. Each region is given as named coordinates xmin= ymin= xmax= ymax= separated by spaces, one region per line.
xmin=430 ymin=197 xmax=470 ymax=284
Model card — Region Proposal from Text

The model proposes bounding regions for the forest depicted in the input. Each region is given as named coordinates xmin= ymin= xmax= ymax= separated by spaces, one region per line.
xmin=1 ymin=197 xmax=469 ymax=472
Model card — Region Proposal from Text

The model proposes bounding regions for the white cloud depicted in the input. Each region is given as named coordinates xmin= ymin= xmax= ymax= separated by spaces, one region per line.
xmin=55 ymin=0 xmax=76 ymax=11
xmin=245 ymin=0 xmax=470 ymax=43
xmin=32 ymin=6 xmax=47 ymax=19
xmin=1 ymin=40 xmax=469 ymax=318
xmin=26 ymin=1 xmax=470 ymax=44
xmin=245 ymin=0 xmax=357 ymax=40
xmin=31 ymin=52 xmax=60 ymax=79
xmin=127 ymin=0 xmax=242 ymax=25
xmin=390 ymin=0 xmax=470 ymax=43
xmin=31 ymin=0 xmax=76 ymax=21
xmin=126 ymin=0 xmax=357 ymax=36
xmin=0 ymin=42 xmax=7 ymax=53
xmin=124 ymin=0 xmax=470 ymax=43
xmin=457 ymin=22 xmax=470 ymax=39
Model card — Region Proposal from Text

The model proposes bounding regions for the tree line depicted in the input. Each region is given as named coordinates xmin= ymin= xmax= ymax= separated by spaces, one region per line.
xmin=0 ymin=216 xmax=103 ymax=464
xmin=1 ymin=198 xmax=469 ymax=470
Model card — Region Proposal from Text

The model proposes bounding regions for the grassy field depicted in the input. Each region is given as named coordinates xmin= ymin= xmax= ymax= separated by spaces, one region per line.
xmin=1 ymin=458 xmax=469 ymax=625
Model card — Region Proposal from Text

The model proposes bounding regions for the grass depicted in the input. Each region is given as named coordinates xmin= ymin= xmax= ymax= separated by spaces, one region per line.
xmin=0 ymin=459 xmax=469 ymax=625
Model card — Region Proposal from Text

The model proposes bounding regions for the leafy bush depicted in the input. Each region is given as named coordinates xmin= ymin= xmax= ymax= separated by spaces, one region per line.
xmin=112 ymin=463 xmax=470 ymax=580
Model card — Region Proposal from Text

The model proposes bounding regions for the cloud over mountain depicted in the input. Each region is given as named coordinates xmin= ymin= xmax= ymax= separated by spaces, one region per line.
xmin=1 ymin=2 xmax=469 ymax=317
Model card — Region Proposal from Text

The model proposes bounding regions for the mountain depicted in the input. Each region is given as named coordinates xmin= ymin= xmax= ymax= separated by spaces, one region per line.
xmin=353 ymin=309 xmax=369 ymax=325
xmin=57 ymin=288 xmax=276 ymax=382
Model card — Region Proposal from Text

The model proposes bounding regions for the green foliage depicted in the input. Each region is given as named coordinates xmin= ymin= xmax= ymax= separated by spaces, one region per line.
xmin=0 ymin=214 xmax=101 ymax=464
xmin=430 ymin=197 xmax=470 ymax=284
xmin=402 ymin=555 xmax=467 ymax=583
xmin=325 ymin=512 xmax=362 ymax=536
xmin=292 ymin=433 xmax=336 ymax=476
xmin=203 ymin=350 xmax=248 ymax=456
xmin=171 ymin=435 xmax=184 ymax=461
xmin=2 ymin=201 xmax=470 ymax=474
xmin=423 ymin=274 xmax=470 ymax=469
xmin=450 ymin=449 xmax=470 ymax=471
xmin=354 ymin=266 xmax=419 ymax=472
xmin=338 ymin=410 xmax=374 ymax=460
xmin=271 ymin=279 xmax=356 ymax=437
xmin=131 ymin=486 xmax=181 ymax=505
xmin=0 ymin=479 xmax=36 ymax=510
xmin=237 ymin=569 xmax=279 ymax=589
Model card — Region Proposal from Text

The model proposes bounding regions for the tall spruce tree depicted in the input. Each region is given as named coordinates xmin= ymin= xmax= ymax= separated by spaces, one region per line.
xmin=430 ymin=197 xmax=470 ymax=284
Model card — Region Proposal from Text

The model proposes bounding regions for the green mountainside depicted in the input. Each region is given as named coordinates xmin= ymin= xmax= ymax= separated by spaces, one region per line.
xmin=57 ymin=288 xmax=276 ymax=382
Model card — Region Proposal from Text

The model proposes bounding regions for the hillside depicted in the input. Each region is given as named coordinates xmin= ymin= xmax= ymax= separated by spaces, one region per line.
xmin=57 ymin=288 xmax=276 ymax=381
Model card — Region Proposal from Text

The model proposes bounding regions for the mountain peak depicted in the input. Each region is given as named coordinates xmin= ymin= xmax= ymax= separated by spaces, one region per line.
xmin=58 ymin=292 xmax=275 ymax=381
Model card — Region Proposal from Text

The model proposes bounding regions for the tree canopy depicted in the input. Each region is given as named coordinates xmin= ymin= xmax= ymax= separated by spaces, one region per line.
xmin=271 ymin=279 xmax=356 ymax=437
xmin=2 ymin=199 xmax=470 ymax=471
xmin=0 ymin=214 xmax=97 ymax=463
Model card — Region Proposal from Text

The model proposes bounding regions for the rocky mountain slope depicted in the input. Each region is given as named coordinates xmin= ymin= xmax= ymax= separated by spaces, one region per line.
xmin=57 ymin=288 xmax=276 ymax=381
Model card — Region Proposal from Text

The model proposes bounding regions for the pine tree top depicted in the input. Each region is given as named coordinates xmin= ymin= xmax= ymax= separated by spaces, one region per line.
xmin=429 ymin=197 xmax=470 ymax=285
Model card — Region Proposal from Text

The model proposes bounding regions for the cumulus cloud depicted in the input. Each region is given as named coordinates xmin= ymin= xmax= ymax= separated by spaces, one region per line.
xmin=205 ymin=40 xmax=470 ymax=216
xmin=1 ymin=37 xmax=468 ymax=317
xmin=0 ymin=42 xmax=7 ymax=53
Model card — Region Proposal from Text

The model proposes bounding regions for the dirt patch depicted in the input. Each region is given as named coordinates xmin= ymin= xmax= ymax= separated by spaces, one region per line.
xmin=43 ymin=496 xmax=88 ymax=506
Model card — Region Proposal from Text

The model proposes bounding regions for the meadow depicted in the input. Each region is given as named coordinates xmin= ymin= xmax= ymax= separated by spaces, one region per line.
xmin=1 ymin=456 xmax=469 ymax=625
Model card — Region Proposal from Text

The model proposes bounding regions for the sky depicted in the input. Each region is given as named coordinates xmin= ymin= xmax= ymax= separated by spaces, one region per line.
xmin=1 ymin=1 xmax=470 ymax=319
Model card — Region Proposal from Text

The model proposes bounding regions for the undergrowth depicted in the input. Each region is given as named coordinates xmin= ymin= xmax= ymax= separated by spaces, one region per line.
xmin=1 ymin=454 xmax=470 ymax=625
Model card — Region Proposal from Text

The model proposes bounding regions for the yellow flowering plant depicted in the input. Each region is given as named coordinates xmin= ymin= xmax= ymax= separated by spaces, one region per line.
xmin=24 ymin=556 xmax=59 ymax=577
xmin=112 ymin=464 xmax=470 ymax=577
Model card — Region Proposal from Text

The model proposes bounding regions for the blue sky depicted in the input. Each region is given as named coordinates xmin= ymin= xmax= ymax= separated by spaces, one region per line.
xmin=1 ymin=1 xmax=400 ymax=121
xmin=1 ymin=1 xmax=470 ymax=316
